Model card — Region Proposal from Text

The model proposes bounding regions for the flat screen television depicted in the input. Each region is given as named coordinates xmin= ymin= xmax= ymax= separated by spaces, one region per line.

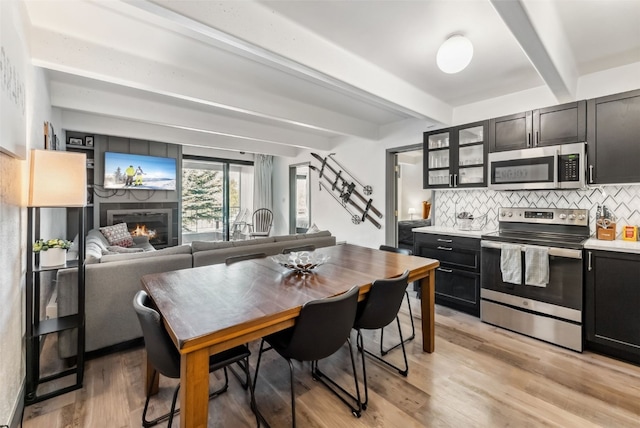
xmin=104 ymin=152 xmax=177 ymax=190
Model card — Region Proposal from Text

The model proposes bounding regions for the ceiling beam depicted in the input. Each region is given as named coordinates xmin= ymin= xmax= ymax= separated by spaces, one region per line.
xmin=29 ymin=25 xmax=381 ymax=140
xmin=60 ymin=110 xmax=301 ymax=157
xmin=490 ymin=0 xmax=578 ymax=103
xmin=49 ymin=80 xmax=334 ymax=152
xmin=122 ymin=0 xmax=452 ymax=125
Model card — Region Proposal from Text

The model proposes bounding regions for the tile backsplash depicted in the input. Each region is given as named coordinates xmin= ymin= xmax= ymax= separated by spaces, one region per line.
xmin=434 ymin=185 xmax=640 ymax=238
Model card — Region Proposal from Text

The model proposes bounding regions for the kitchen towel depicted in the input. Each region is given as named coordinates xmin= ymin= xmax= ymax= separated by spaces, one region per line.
xmin=500 ymin=244 xmax=522 ymax=285
xmin=525 ymin=246 xmax=549 ymax=287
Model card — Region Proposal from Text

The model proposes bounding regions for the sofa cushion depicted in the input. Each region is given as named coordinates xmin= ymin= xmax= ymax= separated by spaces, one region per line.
xmin=85 ymin=229 xmax=110 ymax=264
xmin=103 ymin=246 xmax=145 ymax=255
xmin=99 ymin=223 xmax=134 ymax=247
xmin=274 ymin=234 xmax=298 ymax=242
xmin=307 ymin=223 xmax=321 ymax=234
xmin=297 ymin=230 xmax=331 ymax=239
xmin=100 ymin=244 xmax=192 ymax=263
xmin=191 ymin=240 xmax=235 ymax=252
xmin=233 ymin=237 xmax=275 ymax=247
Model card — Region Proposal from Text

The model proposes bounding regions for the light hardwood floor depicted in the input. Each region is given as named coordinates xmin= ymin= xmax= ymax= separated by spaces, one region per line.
xmin=23 ymin=296 xmax=640 ymax=427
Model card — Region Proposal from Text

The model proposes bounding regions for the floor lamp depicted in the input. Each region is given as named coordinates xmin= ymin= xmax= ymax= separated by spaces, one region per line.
xmin=26 ymin=149 xmax=87 ymax=403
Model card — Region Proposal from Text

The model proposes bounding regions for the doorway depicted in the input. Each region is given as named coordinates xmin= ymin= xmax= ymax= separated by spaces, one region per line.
xmin=385 ymin=146 xmax=432 ymax=248
xmin=289 ymin=163 xmax=311 ymax=234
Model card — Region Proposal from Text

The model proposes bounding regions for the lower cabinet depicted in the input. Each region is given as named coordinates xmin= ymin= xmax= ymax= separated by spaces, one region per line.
xmin=414 ymin=233 xmax=480 ymax=316
xmin=585 ymin=250 xmax=640 ymax=364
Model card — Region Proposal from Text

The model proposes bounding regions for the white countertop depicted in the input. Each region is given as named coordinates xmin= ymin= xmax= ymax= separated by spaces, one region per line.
xmin=412 ymin=225 xmax=494 ymax=239
xmin=584 ymin=237 xmax=640 ymax=254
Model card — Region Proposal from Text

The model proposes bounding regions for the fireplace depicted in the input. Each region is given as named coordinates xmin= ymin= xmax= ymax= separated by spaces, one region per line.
xmin=107 ymin=209 xmax=173 ymax=249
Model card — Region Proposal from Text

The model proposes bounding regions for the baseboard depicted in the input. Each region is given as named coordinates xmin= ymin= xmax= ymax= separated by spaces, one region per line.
xmin=5 ymin=380 xmax=24 ymax=428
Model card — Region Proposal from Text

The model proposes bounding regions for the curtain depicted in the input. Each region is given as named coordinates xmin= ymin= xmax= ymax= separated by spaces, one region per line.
xmin=253 ymin=154 xmax=273 ymax=212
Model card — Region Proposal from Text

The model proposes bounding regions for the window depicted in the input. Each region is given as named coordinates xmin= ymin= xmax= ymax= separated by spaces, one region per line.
xmin=182 ymin=156 xmax=253 ymax=242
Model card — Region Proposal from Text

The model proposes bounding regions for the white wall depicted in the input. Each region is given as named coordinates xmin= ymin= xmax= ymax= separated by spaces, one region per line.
xmin=0 ymin=2 xmax=57 ymax=423
xmin=273 ymin=118 xmax=432 ymax=248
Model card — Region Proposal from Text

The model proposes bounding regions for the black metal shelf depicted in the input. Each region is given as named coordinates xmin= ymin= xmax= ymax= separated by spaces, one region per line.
xmin=34 ymin=314 xmax=81 ymax=336
xmin=29 ymin=259 xmax=79 ymax=273
xmin=25 ymin=206 xmax=85 ymax=405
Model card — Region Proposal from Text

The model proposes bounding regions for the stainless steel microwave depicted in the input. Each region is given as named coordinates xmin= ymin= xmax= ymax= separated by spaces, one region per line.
xmin=488 ymin=142 xmax=586 ymax=190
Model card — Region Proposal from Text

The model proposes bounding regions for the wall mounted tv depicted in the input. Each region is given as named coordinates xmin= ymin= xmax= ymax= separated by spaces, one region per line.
xmin=104 ymin=152 xmax=177 ymax=191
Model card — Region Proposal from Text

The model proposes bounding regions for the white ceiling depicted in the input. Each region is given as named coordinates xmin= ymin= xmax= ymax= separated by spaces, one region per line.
xmin=22 ymin=0 xmax=640 ymax=156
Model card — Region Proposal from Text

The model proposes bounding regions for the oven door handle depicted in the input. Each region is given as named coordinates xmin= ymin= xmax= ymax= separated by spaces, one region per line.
xmin=480 ymin=240 xmax=582 ymax=259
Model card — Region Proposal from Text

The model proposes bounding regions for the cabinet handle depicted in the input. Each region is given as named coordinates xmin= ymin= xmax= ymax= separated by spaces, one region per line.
xmin=589 ymin=165 xmax=594 ymax=183
xmin=449 ymin=174 xmax=453 ymax=187
xmin=437 ymin=238 xmax=453 ymax=243
xmin=437 ymin=267 xmax=453 ymax=273
xmin=587 ymin=251 xmax=592 ymax=271
xmin=454 ymin=173 xmax=458 ymax=187
xmin=535 ymin=131 xmax=539 ymax=146
xmin=527 ymin=133 xmax=532 ymax=148
xmin=437 ymin=246 xmax=453 ymax=251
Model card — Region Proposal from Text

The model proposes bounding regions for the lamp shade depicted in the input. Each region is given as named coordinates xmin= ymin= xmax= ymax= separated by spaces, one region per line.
xmin=29 ymin=149 xmax=87 ymax=207
xmin=407 ymin=208 xmax=417 ymax=215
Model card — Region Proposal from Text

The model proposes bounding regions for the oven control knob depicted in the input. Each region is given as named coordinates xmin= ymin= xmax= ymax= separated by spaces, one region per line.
xmin=569 ymin=214 xmax=576 ymax=220
xmin=559 ymin=213 xmax=567 ymax=220
xmin=578 ymin=214 xmax=586 ymax=221
xmin=507 ymin=212 xmax=513 ymax=217
xmin=500 ymin=211 xmax=506 ymax=217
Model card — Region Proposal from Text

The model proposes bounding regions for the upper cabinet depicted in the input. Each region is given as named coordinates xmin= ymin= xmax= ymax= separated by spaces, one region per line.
xmin=423 ymin=120 xmax=488 ymax=189
xmin=489 ymin=101 xmax=586 ymax=152
xmin=587 ymin=89 xmax=640 ymax=185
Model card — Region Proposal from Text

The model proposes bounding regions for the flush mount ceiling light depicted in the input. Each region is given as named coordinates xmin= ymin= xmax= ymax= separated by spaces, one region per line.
xmin=436 ymin=35 xmax=474 ymax=74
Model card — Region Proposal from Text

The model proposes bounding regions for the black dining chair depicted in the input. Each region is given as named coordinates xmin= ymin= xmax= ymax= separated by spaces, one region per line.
xmin=253 ymin=286 xmax=362 ymax=427
xmin=133 ymin=291 xmax=257 ymax=427
xmin=353 ymin=270 xmax=410 ymax=409
xmin=378 ymin=245 xmax=416 ymax=353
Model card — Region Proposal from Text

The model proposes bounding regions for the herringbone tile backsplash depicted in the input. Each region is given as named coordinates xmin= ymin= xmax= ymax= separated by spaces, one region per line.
xmin=434 ymin=185 xmax=640 ymax=238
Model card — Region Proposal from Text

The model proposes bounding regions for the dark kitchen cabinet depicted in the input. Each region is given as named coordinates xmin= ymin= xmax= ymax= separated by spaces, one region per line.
xmin=414 ymin=233 xmax=480 ymax=316
xmin=586 ymin=89 xmax=640 ymax=184
xmin=585 ymin=250 xmax=640 ymax=365
xmin=423 ymin=120 xmax=488 ymax=189
xmin=489 ymin=101 xmax=586 ymax=152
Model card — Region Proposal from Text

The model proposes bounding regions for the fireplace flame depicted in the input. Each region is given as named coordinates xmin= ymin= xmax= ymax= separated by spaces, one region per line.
xmin=130 ymin=224 xmax=157 ymax=239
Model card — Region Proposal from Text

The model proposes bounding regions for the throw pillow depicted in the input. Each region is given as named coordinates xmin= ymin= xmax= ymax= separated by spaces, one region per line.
xmin=99 ymin=223 xmax=134 ymax=248
xmin=307 ymin=223 xmax=321 ymax=234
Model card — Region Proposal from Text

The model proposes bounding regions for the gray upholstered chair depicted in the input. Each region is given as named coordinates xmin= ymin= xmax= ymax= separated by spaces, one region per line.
xmin=133 ymin=291 xmax=256 ymax=427
xmin=253 ymin=286 xmax=362 ymax=427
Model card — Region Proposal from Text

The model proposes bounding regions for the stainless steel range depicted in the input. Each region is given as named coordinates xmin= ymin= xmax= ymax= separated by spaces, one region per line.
xmin=480 ymin=207 xmax=590 ymax=351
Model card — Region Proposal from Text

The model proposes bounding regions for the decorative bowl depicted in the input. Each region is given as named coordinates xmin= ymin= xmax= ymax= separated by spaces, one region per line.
xmin=270 ymin=251 xmax=329 ymax=274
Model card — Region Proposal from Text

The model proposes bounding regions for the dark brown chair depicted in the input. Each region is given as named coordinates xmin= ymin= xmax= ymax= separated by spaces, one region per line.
xmin=282 ymin=244 xmax=316 ymax=254
xmin=253 ymin=286 xmax=362 ymax=427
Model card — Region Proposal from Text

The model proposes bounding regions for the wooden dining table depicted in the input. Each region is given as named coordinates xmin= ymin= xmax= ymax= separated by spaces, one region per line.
xmin=140 ymin=243 xmax=439 ymax=428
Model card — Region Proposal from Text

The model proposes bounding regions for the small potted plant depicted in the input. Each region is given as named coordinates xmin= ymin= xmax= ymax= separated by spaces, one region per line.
xmin=33 ymin=238 xmax=72 ymax=267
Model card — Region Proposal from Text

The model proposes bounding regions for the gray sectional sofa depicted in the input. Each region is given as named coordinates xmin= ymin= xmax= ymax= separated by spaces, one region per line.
xmin=57 ymin=229 xmax=336 ymax=358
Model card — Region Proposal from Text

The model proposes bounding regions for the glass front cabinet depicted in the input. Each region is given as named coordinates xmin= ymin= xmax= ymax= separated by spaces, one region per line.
xmin=423 ymin=120 xmax=488 ymax=189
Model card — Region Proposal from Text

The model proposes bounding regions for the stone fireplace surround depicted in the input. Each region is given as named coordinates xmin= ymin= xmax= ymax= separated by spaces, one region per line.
xmin=99 ymin=202 xmax=179 ymax=248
